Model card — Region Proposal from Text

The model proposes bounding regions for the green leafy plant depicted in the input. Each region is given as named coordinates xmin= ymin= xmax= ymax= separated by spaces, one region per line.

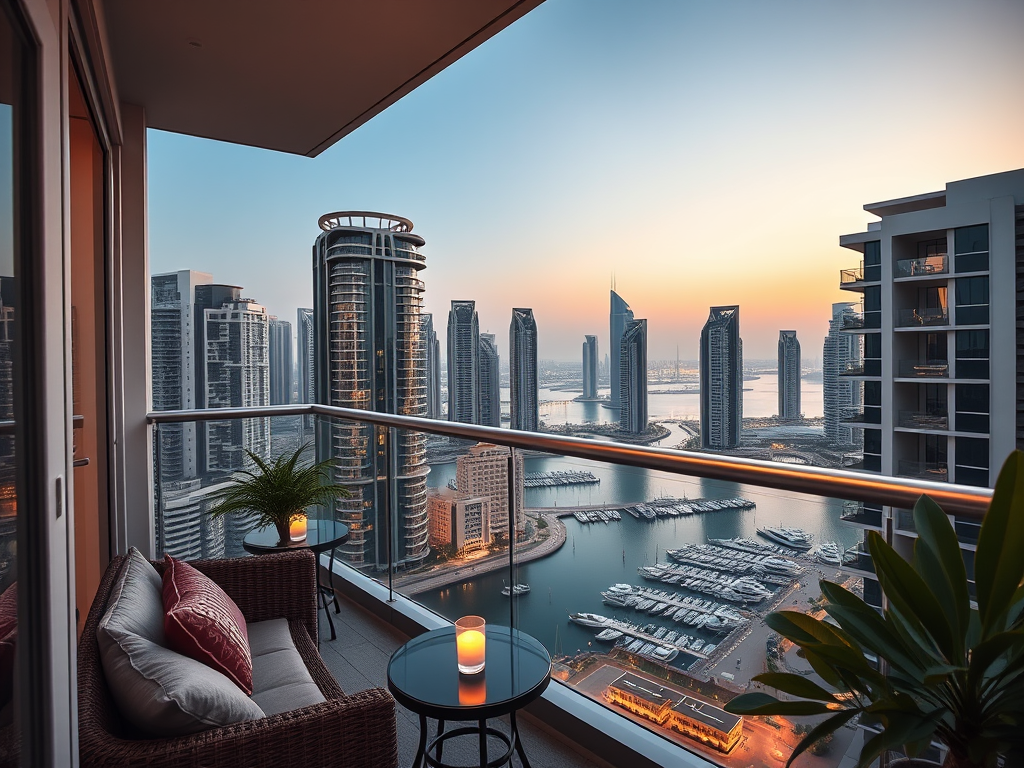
xmin=209 ymin=443 xmax=349 ymax=544
xmin=725 ymin=450 xmax=1024 ymax=768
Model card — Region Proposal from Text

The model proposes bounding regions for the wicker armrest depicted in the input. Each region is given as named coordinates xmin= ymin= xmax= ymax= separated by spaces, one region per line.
xmin=79 ymin=687 xmax=399 ymax=768
xmin=156 ymin=550 xmax=319 ymax=642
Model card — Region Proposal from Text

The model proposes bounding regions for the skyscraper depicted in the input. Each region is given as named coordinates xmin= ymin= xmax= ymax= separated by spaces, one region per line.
xmin=510 ymin=308 xmax=538 ymax=431
xmin=455 ymin=443 xmax=525 ymax=541
xmin=312 ymin=211 xmax=429 ymax=570
xmin=777 ymin=330 xmax=801 ymax=420
xmin=582 ymin=335 xmax=598 ymax=399
xmin=479 ymin=333 xmax=501 ymax=428
xmin=268 ymin=317 xmax=293 ymax=406
xmin=609 ymin=290 xmax=633 ymax=410
xmin=151 ymin=270 xmax=212 ymax=482
xmin=422 ymin=313 xmax=442 ymax=419
xmin=619 ymin=319 xmax=648 ymax=434
xmin=296 ymin=307 xmax=314 ymax=406
xmin=700 ymin=306 xmax=742 ymax=449
xmin=447 ymin=300 xmax=480 ymax=424
xmin=822 ymin=302 xmax=862 ymax=446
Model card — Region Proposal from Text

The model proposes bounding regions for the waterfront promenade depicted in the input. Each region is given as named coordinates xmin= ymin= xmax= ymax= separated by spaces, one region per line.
xmin=394 ymin=513 xmax=567 ymax=596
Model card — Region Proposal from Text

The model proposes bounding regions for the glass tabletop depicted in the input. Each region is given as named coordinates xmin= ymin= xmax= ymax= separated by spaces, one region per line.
xmin=241 ymin=518 xmax=349 ymax=554
xmin=387 ymin=626 xmax=551 ymax=719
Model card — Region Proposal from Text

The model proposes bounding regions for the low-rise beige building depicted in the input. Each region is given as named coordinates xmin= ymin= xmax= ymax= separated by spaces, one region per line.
xmin=427 ymin=488 xmax=490 ymax=555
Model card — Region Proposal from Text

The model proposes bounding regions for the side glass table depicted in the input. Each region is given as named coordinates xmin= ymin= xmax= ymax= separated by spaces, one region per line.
xmin=242 ymin=518 xmax=349 ymax=641
xmin=387 ymin=625 xmax=551 ymax=768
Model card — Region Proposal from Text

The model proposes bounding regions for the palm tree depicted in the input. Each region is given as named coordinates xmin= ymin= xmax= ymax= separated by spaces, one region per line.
xmin=209 ymin=443 xmax=350 ymax=545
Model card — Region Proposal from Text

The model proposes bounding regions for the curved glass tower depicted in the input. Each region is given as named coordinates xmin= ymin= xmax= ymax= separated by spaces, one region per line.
xmin=609 ymin=290 xmax=633 ymax=410
xmin=313 ymin=212 xmax=429 ymax=569
xmin=510 ymin=308 xmax=538 ymax=431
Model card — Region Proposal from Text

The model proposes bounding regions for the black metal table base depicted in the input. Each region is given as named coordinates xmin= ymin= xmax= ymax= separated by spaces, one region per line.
xmin=413 ymin=712 xmax=531 ymax=768
xmin=316 ymin=546 xmax=340 ymax=642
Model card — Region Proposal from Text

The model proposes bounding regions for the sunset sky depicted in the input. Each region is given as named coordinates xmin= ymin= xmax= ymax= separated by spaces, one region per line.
xmin=147 ymin=0 xmax=1024 ymax=363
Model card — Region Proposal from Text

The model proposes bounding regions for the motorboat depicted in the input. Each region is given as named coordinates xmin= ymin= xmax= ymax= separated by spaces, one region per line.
xmin=595 ymin=629 xmax=623 ymax=642
xmin=501 ymin=583 xmax=531 ymax=597
xmin=813 ymin=541 xmax=845 ymax=566
xmin=569 ymin=612 xmax=612 ymax=628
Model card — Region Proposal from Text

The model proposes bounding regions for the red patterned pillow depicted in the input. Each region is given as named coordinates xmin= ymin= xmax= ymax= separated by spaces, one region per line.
xmin=161 ymin=555 xmax=253 ymax=694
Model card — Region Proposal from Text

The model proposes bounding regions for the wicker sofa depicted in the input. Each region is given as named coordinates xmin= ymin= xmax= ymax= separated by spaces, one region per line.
xmin=78 ymin=549 xmax=399 ymax=768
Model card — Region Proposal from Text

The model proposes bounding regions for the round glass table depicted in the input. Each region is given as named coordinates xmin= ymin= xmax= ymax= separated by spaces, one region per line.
xmin=242 ymin=519 xmax=348 ymax=640
xmin=387 ymin=625 xmax=551 ymax=768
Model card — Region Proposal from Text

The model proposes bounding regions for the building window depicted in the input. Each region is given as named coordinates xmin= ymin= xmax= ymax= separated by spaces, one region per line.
xmin=863 ymin=240 xmax=881 ymax=282
xmin=955 ymin=436 xmax=989 ymax=487
xmin=955 ymin=330 xmax=989 ymax=380
xmin=954 ymin=224 xmax=989 ymax=273
xmin=955 ymin=383 xmax=989 ymax=434
xmin=864 ymin=380 xmax=881 ymax=407
xmin=863 ymin=285 xmax=881 ymax=327
xmin=955 ymin=276 xmax=989 ymax=325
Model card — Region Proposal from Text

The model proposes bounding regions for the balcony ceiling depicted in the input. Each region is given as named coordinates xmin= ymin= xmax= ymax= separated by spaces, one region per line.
xmin=103 ymin=0 xmax=543 ymax=157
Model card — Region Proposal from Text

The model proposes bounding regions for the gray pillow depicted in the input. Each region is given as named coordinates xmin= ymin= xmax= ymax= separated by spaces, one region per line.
xmin=96 ymin=548 xmax=265 ymax=735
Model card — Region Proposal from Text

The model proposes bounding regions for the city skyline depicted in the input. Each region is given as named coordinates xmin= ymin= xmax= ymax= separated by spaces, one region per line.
xmin=144 ymin=2 xmax=1024 ymax=363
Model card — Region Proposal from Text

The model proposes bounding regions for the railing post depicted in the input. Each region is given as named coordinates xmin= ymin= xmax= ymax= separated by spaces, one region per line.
xmin=382 ymin=425 xmax=395 ymax=603
xmin=507 ymin=448 xmax=516 ymax=630
xmin=153 ymin=423 xmax=162 ymax=557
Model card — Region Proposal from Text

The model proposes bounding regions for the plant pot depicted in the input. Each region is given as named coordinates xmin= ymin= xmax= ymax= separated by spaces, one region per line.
xmin=274 ymin=520 xmax=291 ymax=546
xmin=887 ymin=759 xmax=942 ymax=768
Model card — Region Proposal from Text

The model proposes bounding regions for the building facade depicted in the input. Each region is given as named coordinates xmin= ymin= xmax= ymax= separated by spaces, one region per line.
xmin=619 ymin=318 xmax=648 ymax=434
xmin=582 ymin=335 xmax=598 ymax=399
xmin=455 ymin=443 xmax=525 ymax=540
xmin=297 ymin=307 xmax=315 ymax=406
xmin=510 ymin=308 xmax=538 ymax=431
xmin=609 ymin=290 xmax=634 ymax=410
xmin=268 ymin=317 xmax=293 ymax=406
xmin=422 ymin=313 xmax=442 ymax=419
xmin=312 ymin=212 xmax=430 ymax=570
xmin=822 ymin=302 xmax=863 ymax=446
xmin=447 ymin=300 xmax=480 ymax=425
xmin=777 ymin=330 xmax=801 ymax=420
xmin=427 ymin=487 xmax=490 ymax=555
xmin=700 ymin=306 xmax=742 ymax=449
xmin=479 ymin=332 xmax=501 ymax=428
xmin=836 ymin=169 xmax=1024 ymax=607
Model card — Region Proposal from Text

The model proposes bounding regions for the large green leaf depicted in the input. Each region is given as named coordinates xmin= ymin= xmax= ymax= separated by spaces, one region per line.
xmin=784 ymin=709 xmax=859 ymax=768
xmin=856 ymin=710 xmax=943 ymax=768
xmin=868 ymin=530 xmax=954 ymax=659
xmin=975 ymin=451 xmax=1024 ymax=635
xmin=912 ymin=494 xmax=970 ymax=658
xmin=819 ymin=581 xmax=926 ymax=676
xmin=723 ymin=692 xmax=833 ymax=716
xmin=750 ymin=673 xmax=839 ymax=702
xmin=766 ymin=610 xmax=853 ymax=648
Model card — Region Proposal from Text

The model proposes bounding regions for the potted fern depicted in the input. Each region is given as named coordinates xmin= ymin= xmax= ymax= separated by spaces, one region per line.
xmin=209 ymin=443 xmax=350 ymax=545
xmin=725 ymin=450 xmax=1024 ymax=768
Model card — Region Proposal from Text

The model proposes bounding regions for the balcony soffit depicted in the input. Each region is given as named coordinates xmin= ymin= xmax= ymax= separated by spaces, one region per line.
xmin=103 ymin=0 xmax=544 ymax=157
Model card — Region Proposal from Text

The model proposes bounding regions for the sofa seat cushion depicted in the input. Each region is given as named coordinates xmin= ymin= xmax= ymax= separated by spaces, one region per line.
xmin=248 ymin=618 xmax=326 ymax=716
xmin=163 ymin=554 xmax=254 ymax=694
xmin=97 ymin=548 xmax=265 ymax=736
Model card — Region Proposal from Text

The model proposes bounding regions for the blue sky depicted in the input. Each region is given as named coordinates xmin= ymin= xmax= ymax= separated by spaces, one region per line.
xmin=148 ymin=0 xmax=1024 ymax=362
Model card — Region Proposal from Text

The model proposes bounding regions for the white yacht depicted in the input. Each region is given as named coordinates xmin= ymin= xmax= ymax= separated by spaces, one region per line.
xmin=595 ymin=629 xmax=623 ymax=642
xmin=569 ymin=612 xmax=612 ymax=628
xmin=501 ymin=583 xmax=531 ymax=597
xmin=813 ymin=541 xmax=845 ymax=566
xmin=757 ymin=526 xmax=813 ymax=551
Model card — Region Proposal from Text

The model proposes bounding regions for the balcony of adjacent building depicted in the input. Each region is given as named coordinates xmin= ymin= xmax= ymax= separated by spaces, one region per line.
xmin=896 ymin=359 xmax=949 ymax=379
xmin=838 ymin=359 xmax=881 ymax=378
xmin=893 ymin=253 xmax=948 ymax=281
xmin=840 ymin=541 xmax=875 ymax=578
xmin=838 ymin=405 xmax=881 ymax=426
xmin=839 ymin=310 xmax=880 ymax=332
xmin=895 ymin=409 xmax=949 ymax=433
xmin=838 ymin=261 xmax=880 ymax=292
xmin=897 ymin=459 xmax=948 ymax=482
xmin=894 ymin=306 xmax=949 ymax=329
xmin=839 ymin=501 xmax=883 ymax=530
xmin=842 ymin=453 xmax=881 ymax=473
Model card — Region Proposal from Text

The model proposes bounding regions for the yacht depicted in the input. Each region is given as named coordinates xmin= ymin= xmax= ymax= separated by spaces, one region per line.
xmin=569 ymin=613 xmax=611 ymax=628
xmin=813 ymin=541 xmax=845 ymax=566
xmin=501 ymin=583 xmax=531 ymax=597
xmin=595 ymin=629 xmax=623 ymax=642
xmin=601 ymin=592 xmax=628 ymax=606
xmin=757 ymin=526 xmax=813 ymax=551
xmin=606 ymin=583 xmax=632 ymax=594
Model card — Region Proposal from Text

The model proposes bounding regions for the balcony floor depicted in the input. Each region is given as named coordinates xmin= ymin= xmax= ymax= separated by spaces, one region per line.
xmin=319 ymin=593 xmax=609 ymax=768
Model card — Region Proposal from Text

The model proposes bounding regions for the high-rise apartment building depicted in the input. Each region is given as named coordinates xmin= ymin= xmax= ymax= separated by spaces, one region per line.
xmin=312 ymin=212 xmax=429 ymax=570
xmin=777 ymin=330 xmax=801 ymax=420
xmin=447 ymin=300 xmax=480 ymax=425
xmin=836 ymin=169 xmax=1024 ymax=607
xmin=268 ymin=317 xmax=293 ymax=406
xmin=422 ymin=313 xmax=442 ymax=419
xmin=479 ymin=333 xmax=501 ymax=428
xmin=609 ymin=290 xmax=634 ymax=410
xmin=426 ymin=487 xmax=490 ymax=555
xmin=582 ymin=335 xmax=598 ymax=399
xmin=455 ymin=443 xmax=525 ymax=540
xmin=510 ymin=308 xmax=538 ymax=431
xmin=700 ymin=306 xmax=742 ymax=449
xmin=822 ymin=302 xmax=862 ymax=446
xmin=151 ymin=270 xmax=212 ymax=482
xmin=297 ymin=307 xmax=315 ymax=406
xmin=619 ymin=319 xmax=648 ymax=434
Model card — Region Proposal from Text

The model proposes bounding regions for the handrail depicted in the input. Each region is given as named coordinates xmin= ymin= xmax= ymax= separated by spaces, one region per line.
xmin=146 ymin=404 xmax=993 ymax=519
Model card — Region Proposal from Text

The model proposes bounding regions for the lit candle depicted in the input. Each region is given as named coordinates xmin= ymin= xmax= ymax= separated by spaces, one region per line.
xmin=289 ymin=514 xmax=307 ymax=542
xmin=455 ymin=616 xmax=486 ymax=674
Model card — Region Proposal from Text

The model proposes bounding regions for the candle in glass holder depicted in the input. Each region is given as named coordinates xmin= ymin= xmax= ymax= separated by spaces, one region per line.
xmin=455 ymin=616 xmax=486 ymax=674
xmin=289 ymin=514 xmax=307 ymax=542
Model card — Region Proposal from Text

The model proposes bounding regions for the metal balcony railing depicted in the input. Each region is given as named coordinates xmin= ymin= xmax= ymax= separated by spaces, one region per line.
xmin=895 ymin=306 xmax=949 ymax=327
xmin=839 ymin=406 xmax=881 ymax=425
xmin=897 ymin=410 xmax=949 ymax=430
xmin=894 ymin=254 xmax=948 ymax=279
xmin=897 ymin=360 xmax=949 ymax=378
xmin=839 ymin=266 xmax=864 ymax=285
